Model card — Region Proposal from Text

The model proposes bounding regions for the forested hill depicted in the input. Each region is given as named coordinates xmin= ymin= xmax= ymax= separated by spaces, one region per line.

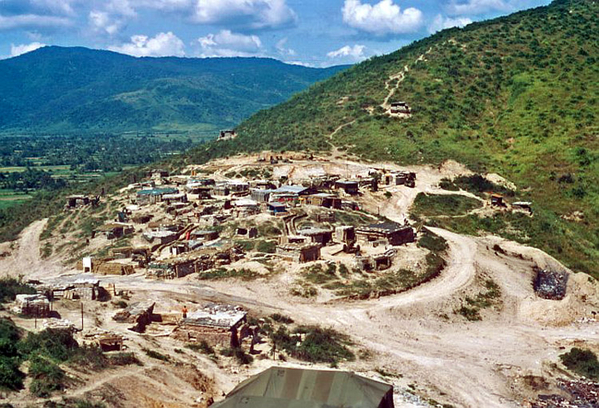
xmin=0 ymin=47 xmax=346 ymax=135
xmin=188 ymin=0 xmax=598 ymax=273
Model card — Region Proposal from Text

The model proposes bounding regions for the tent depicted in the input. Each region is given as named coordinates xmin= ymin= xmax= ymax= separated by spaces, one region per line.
xmin=212 ymin=367 xmax=394 ymax=408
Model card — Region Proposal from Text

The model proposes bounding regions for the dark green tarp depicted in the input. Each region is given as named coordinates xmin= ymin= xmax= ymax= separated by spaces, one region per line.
xmin=212 ymin=367 xmax=394 ymax=408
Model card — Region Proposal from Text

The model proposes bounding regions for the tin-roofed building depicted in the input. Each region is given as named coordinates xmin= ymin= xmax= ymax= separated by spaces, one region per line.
xmin=136 ymin=187 xmax=179 ymax=205
xmin=212 ymin=367 xmax=394 ymax=408
xmin=356 ymin=222 xmax=415 ymax=246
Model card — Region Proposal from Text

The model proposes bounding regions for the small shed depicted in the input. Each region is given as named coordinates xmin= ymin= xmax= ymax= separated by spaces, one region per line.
xmin=93 ymin=223 xmax=134 ymax=240
xmin=356 ymin=223 xmax=415 ymax=246
xmin=303 ymin=193 xmax=342 ymax=209
xmin=390 ymin=101 xmax=411 ymax=114
xmin=490 ymin=194 xmax=505 ymax=207
xmin=142 ymin=230 xmax=178 ymax=245
xmin=13 ymin=294 xmax=50 ymax=317
xmin=250 ymin=189 xmax=273 ymax=203
xmin=113 ymin=301 xmax=155 ymax=332
xmin=297 ymin=227 xmax=333 ymax=245
xmin=175 ymin=304 xmax=247 ymax=347
xmin=276 ymin=243 xmax=321 ymax=263
xmin=212 ymin=184 xmax=230 ymax=197
xmin=267 ymin=202 xmax=287 ymax=215
xmin=136 ymin=187 xmax=179 ymax=205
xmin=512 ymin=201 xmax=533 ymax=214
xmin=336 ymin=225 xmax=356 ymax=245
xmin=66 ymin=195 xmax=90 ymax=208
xmin=335 ymin=180 xmax=360 ymax=195
xmin=228 ymin=181 xmax=250 ymax=193
xmin=191 ymin=230 xmax=219 ymax=241
xmin=162 ymin=193 xmax=187 ymax=204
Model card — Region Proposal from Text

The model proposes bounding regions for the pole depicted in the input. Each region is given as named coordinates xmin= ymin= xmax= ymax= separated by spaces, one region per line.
xmin=81 ymin=302 xmax=84 ymax=331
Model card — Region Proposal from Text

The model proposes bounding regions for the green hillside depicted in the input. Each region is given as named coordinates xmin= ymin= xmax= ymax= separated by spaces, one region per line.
xmin=187 ymin=0 xmax=598 ymax=274
xmin=0 ymin=47 xmax=346 ymax=135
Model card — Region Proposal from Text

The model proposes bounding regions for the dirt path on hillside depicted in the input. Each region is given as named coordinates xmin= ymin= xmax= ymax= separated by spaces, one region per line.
xmin=0 ymin=219 xmax=63 ymax=279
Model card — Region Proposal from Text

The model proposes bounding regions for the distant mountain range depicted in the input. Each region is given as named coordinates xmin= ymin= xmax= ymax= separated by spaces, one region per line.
xmin=0 ymin=47 xmax=347 ymax=135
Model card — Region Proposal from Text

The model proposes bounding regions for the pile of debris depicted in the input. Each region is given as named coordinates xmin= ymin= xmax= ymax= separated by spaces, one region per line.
xmin=533 ymin=267 xmax=569 ymax=300
xmin=113 ymin=301 xmax=155 ymax=332
xmin=531 ymin=380 xmax=599 ymax=408
xmin=12 ymin=294 xmax=50 ymax=317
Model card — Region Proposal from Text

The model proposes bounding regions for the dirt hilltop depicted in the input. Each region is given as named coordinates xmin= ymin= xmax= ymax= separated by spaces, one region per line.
xmin=1 ymin=153 xmax=598 ymax=408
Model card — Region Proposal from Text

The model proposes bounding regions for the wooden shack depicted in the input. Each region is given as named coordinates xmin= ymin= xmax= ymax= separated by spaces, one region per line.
xmin=297 ymin=227 xmax=333 ymax=245
xmin=390 ymin=101 xmax=411 ymax=114
xmin=13 ymin=294 xmax=50 ymax=317
xmin=334 ymin=180 xmax=360 ymax=195
xmin=276 ymin=243 xmax=321 ymax=263
xmin=335 ymin=226 xmax=356 ymax=245
xmin=174 ymin=304 xmax=247 ymax=347
xmin=356 ymin=223 xmax=415 ymax=246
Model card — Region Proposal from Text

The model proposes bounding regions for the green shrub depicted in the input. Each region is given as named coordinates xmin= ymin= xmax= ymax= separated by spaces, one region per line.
xmin=107 ymin=352 xmax=142 ymax=366
xmin=270 ymin=313 xmax=294 ymax=324
xmin=0 ymin=278 xmax=36 ymax=303
xmin=69 ymin=346 xmax=107 ymax=370
xmin=560 ymin=348 xmax=599 ymax=380
xmin=412 ymin=193 xmax=482 ymax=217
xmin=28 ymin=356 xmax=65 ymax=397
xmin=292 ymin=326 xmax=354 ymax=364
xmin=256 ymin=240 xmax=277 ymax=253
xmin=220 ymin=347 xmax=253 ymax=365
xmin=142 ymin=348 xmax=170 ymax=362
xmin=19 ymin=329 xmax=79 ymax=362
xmin=113 ymin=300 xmax=128 ymax=309
xmin=418 ymin=229 xmax=449 ymax=252
xmin=0 ymin=357 xmax=25 ymax=391
xmin=186 ymin=341 xmax=215 ymax=356
xmin=198 ymin=268 xmax=259 ymax=281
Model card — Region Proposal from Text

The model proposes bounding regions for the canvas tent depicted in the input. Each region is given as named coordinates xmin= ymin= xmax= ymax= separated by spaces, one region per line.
xmin=212 ymin=367 xmax=394 ymax=408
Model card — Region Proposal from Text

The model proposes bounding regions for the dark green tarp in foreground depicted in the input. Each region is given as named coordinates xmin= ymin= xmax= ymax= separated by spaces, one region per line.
xmin=212 ymin=367 xmax=395 ymax=408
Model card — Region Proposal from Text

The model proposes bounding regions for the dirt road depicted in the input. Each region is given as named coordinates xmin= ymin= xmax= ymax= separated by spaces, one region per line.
xmin=0 ymin=219 xmax=63 ymax=278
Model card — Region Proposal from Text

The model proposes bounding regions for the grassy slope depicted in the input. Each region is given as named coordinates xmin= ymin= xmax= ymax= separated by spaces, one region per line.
xmin=0 ymin=47 xmax=346 ymax=135
xmin=187 ymin=0 xmax=598 ymax=274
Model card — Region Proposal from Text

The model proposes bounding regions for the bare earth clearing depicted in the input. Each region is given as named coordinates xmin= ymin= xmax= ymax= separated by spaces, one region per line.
xmin=1 ymin=154 xmax=598 ymax=408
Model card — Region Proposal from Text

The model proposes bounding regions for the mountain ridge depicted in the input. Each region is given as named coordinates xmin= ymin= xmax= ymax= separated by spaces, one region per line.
xmin=0 ymin=46 xmax=348 ymax=135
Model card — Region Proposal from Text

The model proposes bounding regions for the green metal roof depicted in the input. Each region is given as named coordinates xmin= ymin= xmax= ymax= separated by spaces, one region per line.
xmin=212 ymin=367 xmax=394 ymax=408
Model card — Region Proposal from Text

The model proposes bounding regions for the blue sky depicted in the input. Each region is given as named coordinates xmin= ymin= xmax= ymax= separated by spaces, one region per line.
xmin=0 ymin=0 xmax=551 ymax=66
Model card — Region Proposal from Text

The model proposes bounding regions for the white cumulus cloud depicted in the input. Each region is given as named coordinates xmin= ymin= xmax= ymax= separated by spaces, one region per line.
xmin=109 ymin=32 xmax=185 ymax=57
xmin=197 ymin=30 xmax=262 ymax=57
xmin=428 ymin=14 xmax=472 ymax=33
xmin=192 ymin=0 xmax=297 ymax=29
xmin=327 ymin=44 xmax=366 ymax=62
xmin=89 ymin=0 xmax=137 ymax=36
xmin=342 ymin=0 xmax=423 ymax=36
xmin=9 ymin=41 xmax=46 ymax=57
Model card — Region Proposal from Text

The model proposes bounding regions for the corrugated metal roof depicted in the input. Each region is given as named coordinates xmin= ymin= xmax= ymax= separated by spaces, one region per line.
xmin=274 ymin=185 xmax=309 ymax=194
xmin=137 ymin=187 xmax=179 ymax=196
xmin=212 ymin=367 xmax=394 ymax=408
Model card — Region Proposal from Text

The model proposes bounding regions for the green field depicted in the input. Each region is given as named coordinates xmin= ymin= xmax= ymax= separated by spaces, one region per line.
xmin=0 ymin=165 xmax=71 ymax=174
xmin=0 ymin=189 xmax=33 ymax=209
